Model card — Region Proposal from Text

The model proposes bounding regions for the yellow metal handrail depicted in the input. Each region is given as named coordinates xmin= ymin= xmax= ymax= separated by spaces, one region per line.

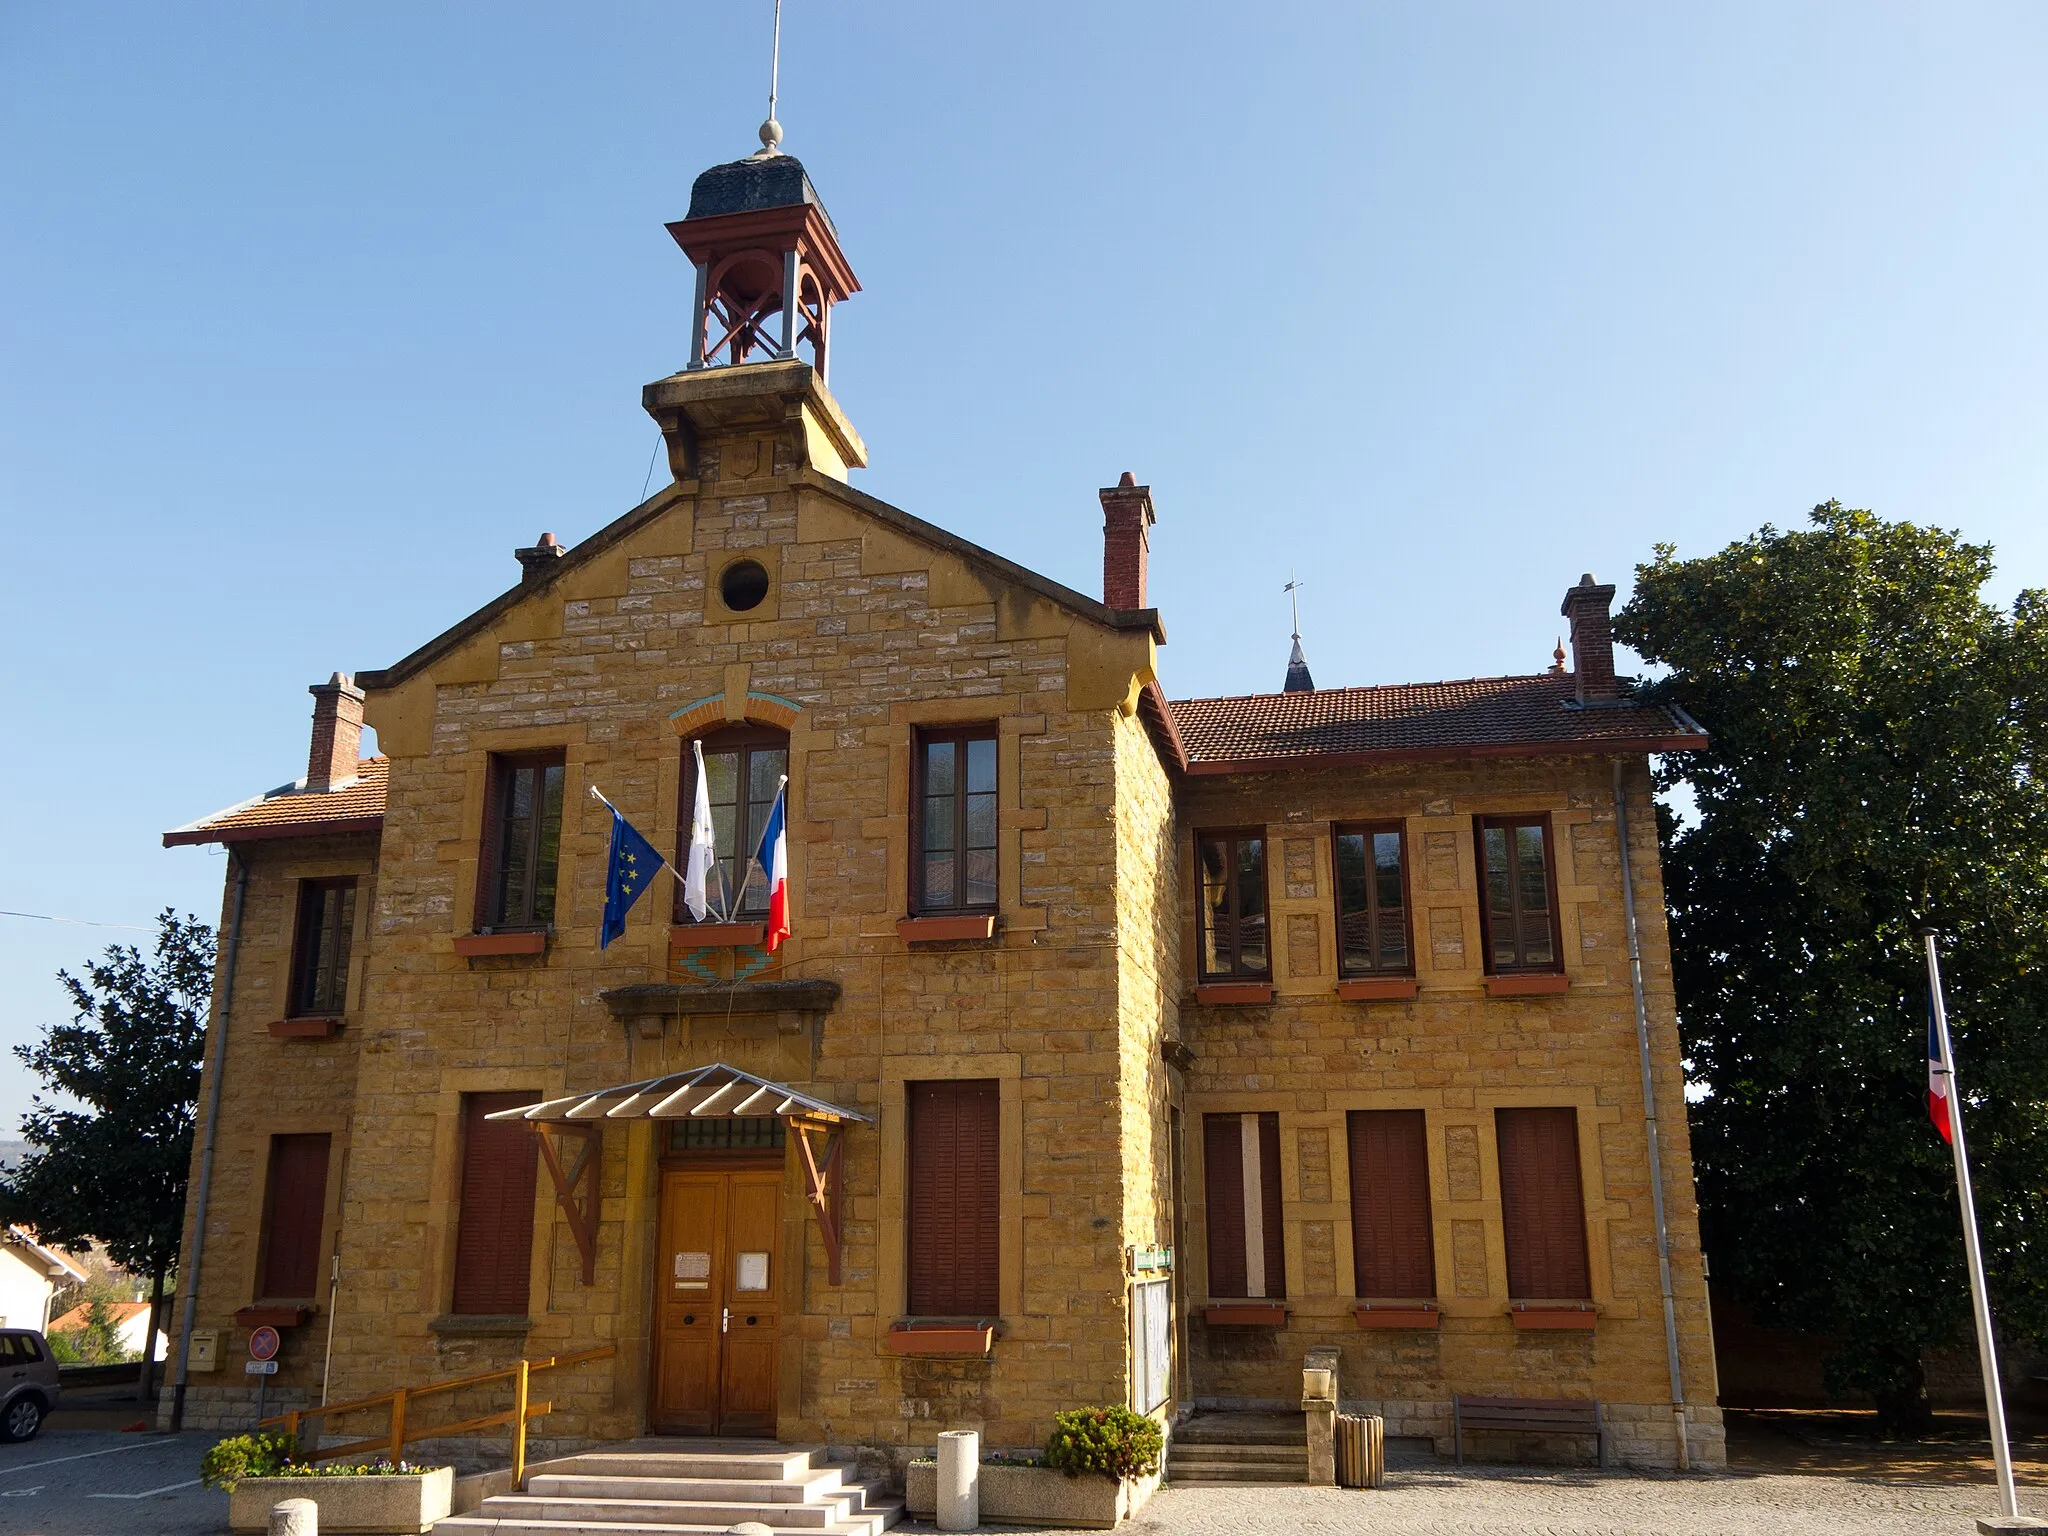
xmin=261 ymin=1344 xmax=614 ymax=1487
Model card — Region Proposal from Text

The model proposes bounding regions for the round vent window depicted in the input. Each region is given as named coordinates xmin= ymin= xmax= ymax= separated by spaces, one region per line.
xmin=719 ymin=559 xmax=770 ymax=612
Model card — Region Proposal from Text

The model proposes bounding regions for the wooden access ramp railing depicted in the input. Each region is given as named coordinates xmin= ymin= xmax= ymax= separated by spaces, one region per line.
xmin=261 ymin=1344 xmax=614 ymax=1488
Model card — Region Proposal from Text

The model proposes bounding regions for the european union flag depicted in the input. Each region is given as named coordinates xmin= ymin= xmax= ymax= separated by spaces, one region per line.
xmin=601 ymin=804 xmax=667 ymax=949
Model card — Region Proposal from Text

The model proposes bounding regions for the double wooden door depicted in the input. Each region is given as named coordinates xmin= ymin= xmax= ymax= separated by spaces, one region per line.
xmin=652 ymin=1169 xmax=782 ymax=1435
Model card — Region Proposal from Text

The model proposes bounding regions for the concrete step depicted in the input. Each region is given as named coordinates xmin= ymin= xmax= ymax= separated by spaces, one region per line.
xmin=1170 ymin=1443 xmax=1307 ymax=1463
xmin=1167 ymin=1465 xmax=1309 ymax=1484
xmin=526 ymin=1470 xmax=848 ymax=1505
xmin=435 ymin=1521 xmax=898 ymax=1536
xmin=529 ymin=1449 xmax=823 ymax=1482
xmin=484 ymin=1496 xmax=865 ymax=1528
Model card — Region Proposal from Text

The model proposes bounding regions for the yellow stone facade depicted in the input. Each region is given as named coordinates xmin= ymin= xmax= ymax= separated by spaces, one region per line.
xmin=162 ymin=360 xmax=1721 ymax=1472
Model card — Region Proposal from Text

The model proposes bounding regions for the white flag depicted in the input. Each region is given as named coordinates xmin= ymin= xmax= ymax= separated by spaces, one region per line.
xmin=683 ymin=739 xmax=717 ymax=922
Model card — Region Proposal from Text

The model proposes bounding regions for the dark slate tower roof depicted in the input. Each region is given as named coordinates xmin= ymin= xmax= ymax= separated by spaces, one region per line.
xmin=686 ymin=152 xmax=841 ymax=243
xmin=1284 ymin=636 xmax=1315 ymax=693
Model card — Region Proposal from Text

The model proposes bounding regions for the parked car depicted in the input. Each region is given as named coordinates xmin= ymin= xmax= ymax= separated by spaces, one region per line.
xmin=0 ymin=1330 xmax=59 ymax=1441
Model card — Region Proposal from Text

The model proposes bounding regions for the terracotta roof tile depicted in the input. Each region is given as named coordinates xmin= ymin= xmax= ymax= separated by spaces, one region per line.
xmin=163 ymin=758 xmax=388 ymax=847
xmin=1167 ymin=675 xmax=1704 ymax=772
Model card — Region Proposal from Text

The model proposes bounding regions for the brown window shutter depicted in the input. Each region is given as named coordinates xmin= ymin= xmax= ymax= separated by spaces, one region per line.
xmin=1348 ymin=1110 xmax=1435 ymax=1298
xmin=906 ymin=1080 xmax=1000 ymax=1316
xmin=1202 ymin=1115 xmax=1247 ymax=1298
xmin=1257 ymin=1111 xmax=1286 ymax=1300
xmin=451 ymin=1091 xmax=541 ymax=1315
xmin=256 ymin=1133 xmax=332 ymax=1300
xmin=1495 ymin=1106 xmax=1591 ymax=1299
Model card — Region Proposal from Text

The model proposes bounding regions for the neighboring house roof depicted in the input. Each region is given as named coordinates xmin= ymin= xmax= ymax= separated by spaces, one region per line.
xmin=163 ymin=758 xmax=388 ymax=848
xmin=47 ymin=1300 xmax=151 ymax=1334
xmin=4 ymin=1227 xmax=90 ymax=1285
xmin=1168 ymin=673 xmax=1707 ymax=774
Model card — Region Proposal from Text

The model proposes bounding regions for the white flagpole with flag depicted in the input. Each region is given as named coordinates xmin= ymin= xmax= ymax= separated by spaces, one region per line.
xmin=1922 ymin=926 xmax=2020 ymax=1521
xmin=684 ymin=740 xmax=718 ymax=923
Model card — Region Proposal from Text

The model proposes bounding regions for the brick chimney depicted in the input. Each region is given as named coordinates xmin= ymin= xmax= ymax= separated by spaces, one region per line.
xmin=516 ymin=531 xmax=567 ymax=583
xmin=1099 ymin=472 xmax=1156 ymax=610
xmin=306 ymin=672 xmax=366 ymax=792
xmin=1559 ymin=574 xmax=1620 ymax=702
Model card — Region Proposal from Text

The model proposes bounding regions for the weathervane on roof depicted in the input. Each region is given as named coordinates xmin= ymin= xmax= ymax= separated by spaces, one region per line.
xmin=1283 ymin=573 xmax=1315 ymax=693
xmin=757 ymin=0 xmax=785 ymax=156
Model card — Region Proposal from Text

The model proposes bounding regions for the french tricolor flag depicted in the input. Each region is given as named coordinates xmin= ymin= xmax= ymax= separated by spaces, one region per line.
xmin=1928 ymin=998 xmax=1954 ymax=1144
xmin=754 ymin=780 xmax=790 ymax=953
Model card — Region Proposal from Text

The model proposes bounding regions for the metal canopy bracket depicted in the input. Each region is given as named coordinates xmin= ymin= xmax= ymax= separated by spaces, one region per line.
xmin=487 ymin=1062 xmax=870 ymax=1290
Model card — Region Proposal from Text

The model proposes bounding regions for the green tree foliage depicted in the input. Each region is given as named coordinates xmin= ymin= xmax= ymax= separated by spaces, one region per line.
xmin=0 ymin=911 xmax=213 ymax=1400
xmin=1617 ymin=504 xmax=2048 ymax=1433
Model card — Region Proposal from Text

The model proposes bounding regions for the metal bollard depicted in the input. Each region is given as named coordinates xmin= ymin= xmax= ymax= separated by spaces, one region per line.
xmin=937 ymin=1428 xmax=981 ymax=1531
xmin=269 ymin=1496 xmax=318 ymax=1536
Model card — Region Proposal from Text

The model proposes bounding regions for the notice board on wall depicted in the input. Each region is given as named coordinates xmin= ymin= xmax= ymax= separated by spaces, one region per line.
xmin=1131 ymin=1277 xmax=1171 ymax=1413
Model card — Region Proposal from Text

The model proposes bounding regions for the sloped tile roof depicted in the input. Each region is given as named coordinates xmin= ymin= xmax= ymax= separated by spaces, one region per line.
xmin=48 ymin=1299 xmax=152 ymax=1333
xmin=163 ymin=758 xmax=388 ymax=847
xmin=1167 ymin=674 xmax=1704 ymax=772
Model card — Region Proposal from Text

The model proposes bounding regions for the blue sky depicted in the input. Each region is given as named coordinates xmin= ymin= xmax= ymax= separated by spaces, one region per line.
xmin=3 ymin=3 xmax=2045 ymax=1133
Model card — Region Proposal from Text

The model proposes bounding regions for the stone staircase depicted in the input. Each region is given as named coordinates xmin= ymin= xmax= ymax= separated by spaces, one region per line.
xmin=434 ymin=1443 xmax=902 ymax=1536
xmin=1166 ymin=1412 xmax=1309 ymax=1485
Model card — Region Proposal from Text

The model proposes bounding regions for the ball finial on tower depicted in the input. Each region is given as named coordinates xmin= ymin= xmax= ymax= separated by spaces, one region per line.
xmin=758 ymin=117 xmax=783 ymax=155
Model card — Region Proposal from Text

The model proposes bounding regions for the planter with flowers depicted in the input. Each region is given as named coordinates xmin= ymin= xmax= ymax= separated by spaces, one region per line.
xmin=204 ymin=1433 xmax=454 ymax=1534
xmin=906 ymin=1407 xmax=1165 ymax=1528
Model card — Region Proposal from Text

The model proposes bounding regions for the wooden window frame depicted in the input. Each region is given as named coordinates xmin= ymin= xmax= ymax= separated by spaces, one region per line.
xmin=1347 ymin=1109 xmax=1436 ymax=1299
xmin=449 ymin=1091 xmax=541 ymax=1317
xmin=254 ymin=1132 xmax=332 ymax=1303
xmin=1474 ymin=813 xmax=1564 ymax=975
xmin=1195 ymin=828 xmax=1271 ymax=982
xmin=905 ymin=1079 xmax=1001 ymax=1318
xmin=1494 ymin=1106 xmax=1593 ymax=1301
xmin=287 ymin=877 xmax=357 ymax=1018
xmin=910 ymin=725 xmax=1000 ymax=917
xmin=1332 ymin=822 xmax=1414 ymax=978
xmin=476 ymin=750 xmax=567 ymax=934
xmin=672 ymin=725 xmax=790 ymax=924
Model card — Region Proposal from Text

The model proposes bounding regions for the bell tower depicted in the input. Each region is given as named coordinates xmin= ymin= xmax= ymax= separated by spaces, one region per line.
xmin=667 ymin=130 xmax=860 ymax=384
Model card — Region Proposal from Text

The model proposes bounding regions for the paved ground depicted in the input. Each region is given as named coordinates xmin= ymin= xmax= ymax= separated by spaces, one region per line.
xmin=0 ymin=1429 xmax=224 ymax=1536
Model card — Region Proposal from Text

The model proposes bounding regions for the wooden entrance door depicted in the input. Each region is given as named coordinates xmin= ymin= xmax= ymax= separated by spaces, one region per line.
xmin=653 ymin=1169 xmax=782 ymax=1435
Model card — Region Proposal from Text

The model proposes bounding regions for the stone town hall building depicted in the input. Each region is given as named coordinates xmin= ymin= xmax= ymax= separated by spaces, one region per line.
xmin=159 ymin=135 xmax=1724 ymax=1473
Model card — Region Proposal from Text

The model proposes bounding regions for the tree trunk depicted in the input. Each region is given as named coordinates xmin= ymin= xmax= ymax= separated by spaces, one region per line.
xmin=138 ymin=1267 xmax=165 ymax=1404
xmin=1873 ymin=1353 xmax=1933 ymax=1439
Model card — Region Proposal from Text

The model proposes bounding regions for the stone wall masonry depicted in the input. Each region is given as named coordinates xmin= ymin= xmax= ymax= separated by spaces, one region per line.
xmin=1172 ymin=754 xmax=1721 ymax=1469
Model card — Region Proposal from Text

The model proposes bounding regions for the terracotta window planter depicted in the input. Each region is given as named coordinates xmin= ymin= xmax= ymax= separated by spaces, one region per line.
xmin=1509 ymin=1303 xmax=1598 ymax=1330
xmin=885 ymin=1322 xmax=995 ymax=1356
xmin=1353 ymin=1302 xmax=1440 ymax=1329
xmin=906 ymin=1461 xmax=1161 ymax=1530
xmin=229 ymin=1467 xmax=453 ymax=1535
xmin=1202 ymin=1302 xmax=1287 ymax=1327
xmin=670 ymin=922 xmax=767 ymax=947
xmin=452 ymin=932 xmax=546 ymax=958
xmin=1483 ymin=973 xmax=1570 ymax=998
xmin=1194 ymin=982 xmax=1274 ymax=1006
xmin=267 ymin=1017 xmax=341 ymax=1039
xmin=1336 ymin=977 xmax=1418 ymax=1002
xmin=897 ymin=914 xmax=998 ymax=943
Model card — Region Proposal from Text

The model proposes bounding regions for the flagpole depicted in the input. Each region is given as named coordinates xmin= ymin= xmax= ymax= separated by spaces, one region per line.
xmin=1923 ymin=927 xmax=2019 ymax=1519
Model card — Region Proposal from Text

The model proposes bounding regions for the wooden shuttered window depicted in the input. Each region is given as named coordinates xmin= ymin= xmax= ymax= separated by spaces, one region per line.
xmin=906 ymin=1080 xmax=1000 ymax=1316
xmin=1196 ymin=833 xmax=1270 ymax=979
xmin=1348 ymin=1110 xmax=1436 ymax=1298
xmin=673 ymin=727 xmax=790 ymax=923
xmin=1477 ymin=815 xmax=1562 ymax=973
xmin=1202 ymin=1112 xmax=1285 ymax=1299
xmin=912 ymin=727 xmax=999 ymax=914
xmin=256 ymin=1133 xmax=332 ymax=1300
xmin=1495 ymin=1106 xmax=1592 ymax=1300
xmin=450 ymin=1091 xmax=541 ymax=1316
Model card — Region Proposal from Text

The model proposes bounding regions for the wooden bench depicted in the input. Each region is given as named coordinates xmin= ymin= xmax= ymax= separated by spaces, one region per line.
xmin=1452 ymin=1394 xmax=1605 ymax=1468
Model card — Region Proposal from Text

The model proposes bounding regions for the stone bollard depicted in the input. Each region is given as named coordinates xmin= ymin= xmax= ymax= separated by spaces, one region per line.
xmin=1301 ymin=1346 xmax=1340 ymax=1486
xmin=269 ymin=1497 xmax=318 ymax=1536
xmin=937 ymin=1428 xmax=981 ymax=1531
